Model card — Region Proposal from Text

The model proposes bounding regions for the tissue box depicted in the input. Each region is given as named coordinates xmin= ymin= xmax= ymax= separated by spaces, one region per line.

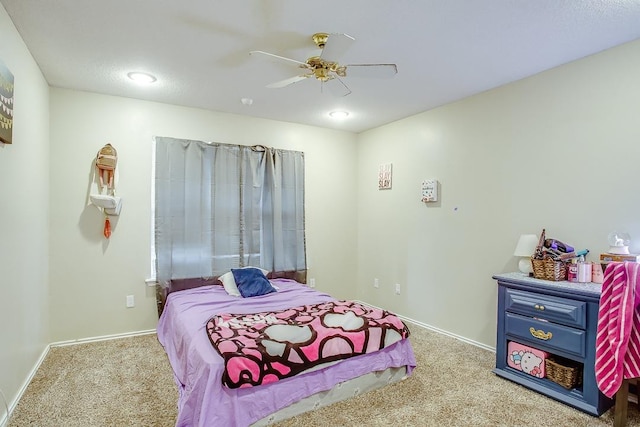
xmin=507 ymin=341 xmax=548 ymax=378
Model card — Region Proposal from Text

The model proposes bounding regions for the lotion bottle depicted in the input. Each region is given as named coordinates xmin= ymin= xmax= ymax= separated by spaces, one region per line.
xmin=591 ymin=262 xmax=604 ymax=283
xmin=568 ymin=258 xmax=578 ymax=282
xmin=577 ymin=256 xmax=592 ymax=283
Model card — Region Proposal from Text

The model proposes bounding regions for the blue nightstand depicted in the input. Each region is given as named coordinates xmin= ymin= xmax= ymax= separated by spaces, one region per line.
xmin=493 ymin=272 xmax=613 ymax=416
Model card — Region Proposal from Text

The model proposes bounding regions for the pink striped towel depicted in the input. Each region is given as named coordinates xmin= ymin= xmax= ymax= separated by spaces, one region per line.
xmin=595 ymin=261 xmax=640 ymax=398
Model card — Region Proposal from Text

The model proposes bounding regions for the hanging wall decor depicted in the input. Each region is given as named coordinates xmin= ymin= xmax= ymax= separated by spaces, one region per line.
xmin=95 ymin=143 xmax=118 ymax=194
xmin=89 ymin=143 xmax=122 ymax=239
xmin=0 ymin=58 xmax=14 ymax=145
xmin=378 ymin=163 xmax=392 ymax=190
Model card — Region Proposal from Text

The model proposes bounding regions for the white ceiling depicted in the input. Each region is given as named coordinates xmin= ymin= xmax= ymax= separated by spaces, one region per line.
xmin=2 ymin=1 xmax=640 ymax=133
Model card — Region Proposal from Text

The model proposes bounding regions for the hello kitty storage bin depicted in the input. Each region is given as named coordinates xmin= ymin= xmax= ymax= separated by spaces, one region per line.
xmin=507 ymin=341 xmax=548 ymax=378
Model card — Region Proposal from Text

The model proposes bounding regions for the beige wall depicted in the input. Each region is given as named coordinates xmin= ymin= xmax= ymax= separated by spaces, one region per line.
xmin=48 ymin=89 xmax=358 ymax=341
xmin=356 ymin=38 xmax=640 ymax=347
xmin=0 ymin=4 xmax=50 ymax=419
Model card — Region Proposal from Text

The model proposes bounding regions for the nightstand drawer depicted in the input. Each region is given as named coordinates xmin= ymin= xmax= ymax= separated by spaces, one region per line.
xmin=505 ymin=312 xmax=586 ymax=358
xmin=505 ymin=288 xmax=586 ymax=329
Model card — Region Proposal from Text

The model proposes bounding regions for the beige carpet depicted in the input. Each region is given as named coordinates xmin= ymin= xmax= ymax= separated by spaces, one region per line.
xmin=7 ymin=325 xmax=640 ymax=426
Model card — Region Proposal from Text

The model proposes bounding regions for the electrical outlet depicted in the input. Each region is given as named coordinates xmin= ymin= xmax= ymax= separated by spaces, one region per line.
xmin=126 ymin=295 xmax=135 ymax=308
xmin=374 ymin=278 xmax=379 ymax=288
xmin=395 ymin=284 xmax=401 ymax=295
xmin=309 ymin=278 xmax=316 ymax=288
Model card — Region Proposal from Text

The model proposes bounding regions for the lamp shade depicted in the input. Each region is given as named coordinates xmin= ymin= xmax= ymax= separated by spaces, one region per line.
xmin=514 ymin=234 xmax=539 ymax=257
xmin=514 ymin=234 xmax=539 ymax=274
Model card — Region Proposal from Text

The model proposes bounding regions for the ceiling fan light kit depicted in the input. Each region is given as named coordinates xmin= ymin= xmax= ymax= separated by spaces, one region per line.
xmin=250 ymin=32 xmax=397 ymax=97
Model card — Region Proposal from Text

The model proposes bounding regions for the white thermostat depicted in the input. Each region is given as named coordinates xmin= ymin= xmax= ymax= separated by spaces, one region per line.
xmin=421 ymin=179 xmax=438 ymax=202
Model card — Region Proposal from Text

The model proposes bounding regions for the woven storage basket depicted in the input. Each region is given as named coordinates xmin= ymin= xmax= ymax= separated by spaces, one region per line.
xmin=545 ymin=356 xmax=582 ymax=389
xmin=531 ymin=258 xmax=567 ymax=281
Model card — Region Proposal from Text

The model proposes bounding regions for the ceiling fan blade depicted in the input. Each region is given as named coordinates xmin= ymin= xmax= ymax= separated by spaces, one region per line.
xmin=249 ymin=50 xmax=307 ymax=67
xmin=344 ymin=64 xmax=398 ymax=78
xmin=266 ymin=74 xmax=310 ymax=88
xmin=320 ymin=33 xmax=355 ymax=61
xmin=322 ymin=77 xmax=351 ymax=97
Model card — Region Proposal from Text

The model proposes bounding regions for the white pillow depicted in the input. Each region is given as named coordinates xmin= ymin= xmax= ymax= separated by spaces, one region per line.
xmin=219 ymin=267 xmax=269 ymax=297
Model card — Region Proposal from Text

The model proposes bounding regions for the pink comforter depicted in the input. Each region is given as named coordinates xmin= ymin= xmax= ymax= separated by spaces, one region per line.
xmin=206 ymin=300 xmax=410 ymax=388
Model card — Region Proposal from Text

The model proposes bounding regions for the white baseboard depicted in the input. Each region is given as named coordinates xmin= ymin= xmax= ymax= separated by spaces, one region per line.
xmin=353 ymin=299 xmax=496 ymax=353
xmin=1 ymin=343 xmax=49 ymax=427
xmin=1 ymin=329 xmax=157 ymax=426
xmin=50 ymin=329 xmax=156 ymax=347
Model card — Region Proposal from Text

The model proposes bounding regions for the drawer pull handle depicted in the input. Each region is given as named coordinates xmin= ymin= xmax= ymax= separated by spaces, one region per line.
xmin=529 ymin=327 xmax=552 ymax=341
xmin=534 ymin=304 xmax=545 ymax=311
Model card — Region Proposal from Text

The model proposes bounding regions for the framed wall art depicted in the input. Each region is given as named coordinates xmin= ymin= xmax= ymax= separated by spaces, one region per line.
xmin=0 ymin=58 xmax=14 ymax=145
xmin=378 ymin=162 xmax=392 ymax=190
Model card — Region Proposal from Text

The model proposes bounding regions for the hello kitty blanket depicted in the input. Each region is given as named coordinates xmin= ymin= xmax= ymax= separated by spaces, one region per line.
xmin=205 ymin=300 xmax=410 ymax=389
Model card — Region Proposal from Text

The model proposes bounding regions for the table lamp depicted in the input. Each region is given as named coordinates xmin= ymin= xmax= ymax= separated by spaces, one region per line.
xmin=514 ymin=234 xmax=539 ymax=274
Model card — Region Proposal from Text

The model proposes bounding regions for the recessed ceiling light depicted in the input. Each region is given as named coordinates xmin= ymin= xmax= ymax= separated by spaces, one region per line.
xmin=241 ymin=97 xmax=254 ymax=106
xmin=329 ymin=110 xmax=349 ymax=119
xmin=127 ymin=71 xmax=157 ymax=84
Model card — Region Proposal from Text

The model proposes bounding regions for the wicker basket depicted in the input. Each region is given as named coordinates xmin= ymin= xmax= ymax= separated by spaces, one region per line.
xmin=545 ymin=356 xmax=582 ymax=389
xmin=531 ymin=258 xmax=567 ymax=281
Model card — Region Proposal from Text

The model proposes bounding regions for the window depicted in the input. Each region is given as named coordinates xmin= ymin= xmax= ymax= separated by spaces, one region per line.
xmin=152 ymin=137 xmax=306 ymax=289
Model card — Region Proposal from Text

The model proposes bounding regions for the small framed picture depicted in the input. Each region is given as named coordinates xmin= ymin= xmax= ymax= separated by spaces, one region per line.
xmin=0 ymin=57 xmax=14 ymax=145
xmin=378 ymin=163 xmax=392 ymax=190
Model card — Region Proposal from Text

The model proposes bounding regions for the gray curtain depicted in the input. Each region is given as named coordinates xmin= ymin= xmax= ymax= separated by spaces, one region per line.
xmin=154 ymin=137 xmax=306 ymax=289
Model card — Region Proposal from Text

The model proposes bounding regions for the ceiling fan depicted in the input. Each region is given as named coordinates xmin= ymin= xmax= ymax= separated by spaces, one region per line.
xmin=250 ymin=32 xmax=397 ymax=97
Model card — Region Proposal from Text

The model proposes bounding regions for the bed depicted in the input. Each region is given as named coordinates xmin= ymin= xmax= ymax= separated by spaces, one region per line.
xmin=157 ymin=273 xmax=417 ymax=427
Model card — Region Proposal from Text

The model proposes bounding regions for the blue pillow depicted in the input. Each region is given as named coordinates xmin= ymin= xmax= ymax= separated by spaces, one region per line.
xmin=231 ymin=268 xmax=277 ymax=298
